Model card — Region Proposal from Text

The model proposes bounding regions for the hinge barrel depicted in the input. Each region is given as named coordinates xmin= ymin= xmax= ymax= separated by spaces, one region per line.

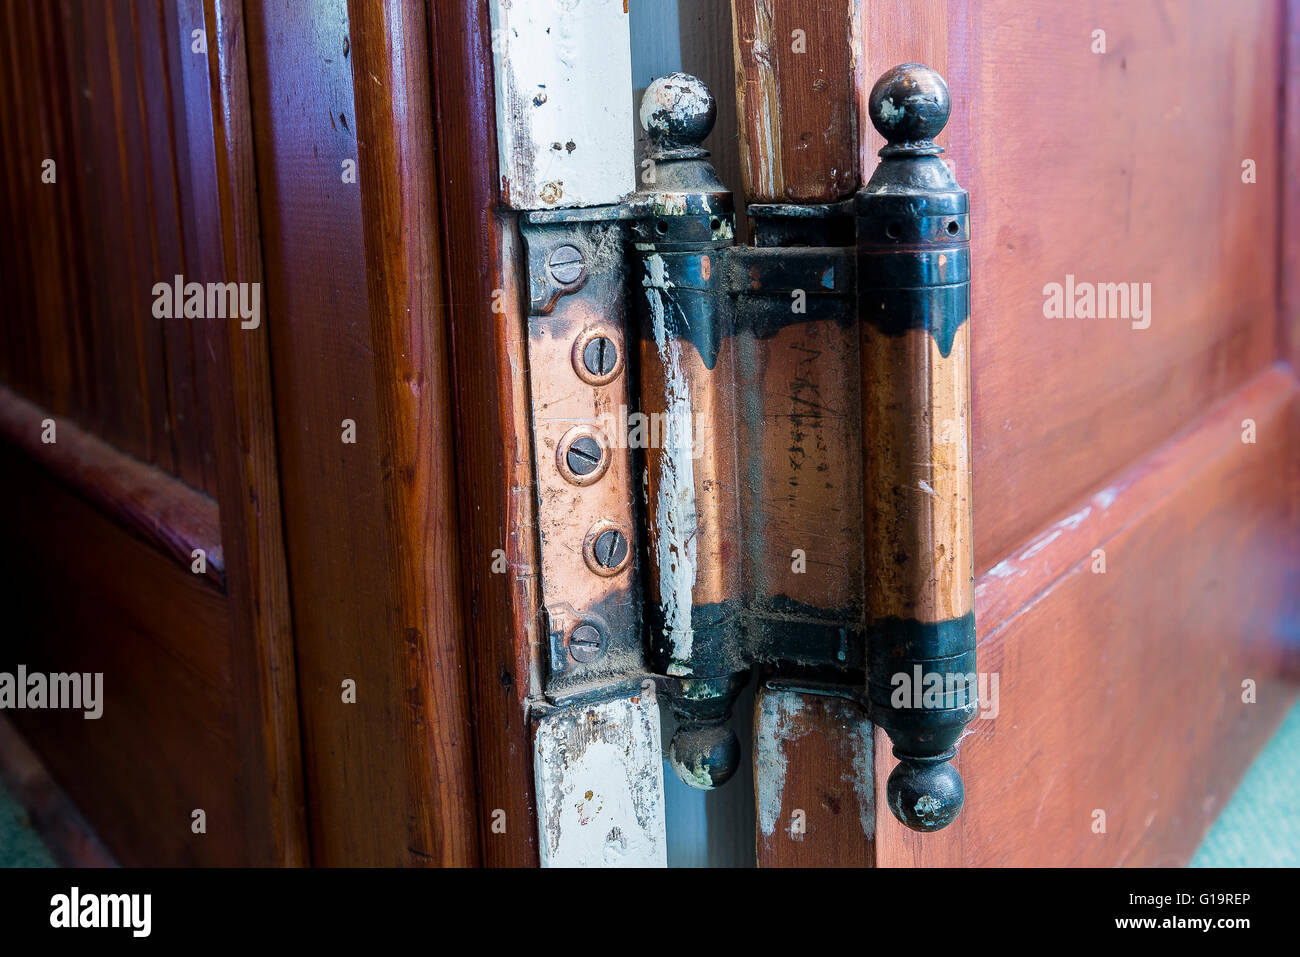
xmin=632 ymin=74 xmax=749 ymax=791
xmin=857 ymin=64 xmax=977 ymax=832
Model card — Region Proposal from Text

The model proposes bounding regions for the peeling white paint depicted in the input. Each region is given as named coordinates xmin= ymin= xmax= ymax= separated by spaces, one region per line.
xmin=645 ymin=254 xmax=697 ymax=673
xmin=489 ymin=0 xmax=634 ymax=209
xmin=754 ymin=691 xmax=803 ymax=837
xmin=844 ymin=716 xmax=875 ymax=840
xmin=534 ymin=689 xmax=667 ymax=868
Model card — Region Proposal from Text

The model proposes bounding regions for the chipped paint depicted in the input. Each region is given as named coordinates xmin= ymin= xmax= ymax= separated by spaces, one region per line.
xmin=489 ymin=0 xmax=634 ymax=209
xmin=845 ymin=715 xmax=875 ymax=839
xmin=756 ymin=690 xmax=876 ymax=844
xmin=755 ymin=690 xmax=803 ymax=837
xmin=644 ymin=253 xmax=698 ymax=673
xmin=534 ymin=688 xmax=667 ymax=867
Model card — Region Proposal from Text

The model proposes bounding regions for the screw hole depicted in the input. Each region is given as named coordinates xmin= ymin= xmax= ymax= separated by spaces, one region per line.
xmin=947 ymin=220 xmax=960 ymax=235
xmin=710 ymin=218 xmax=721 ymax=231
xmin=656 ymin=219 xmax=669 ymax=234
xmin=886 ymin=222 xmax=901 ymax=240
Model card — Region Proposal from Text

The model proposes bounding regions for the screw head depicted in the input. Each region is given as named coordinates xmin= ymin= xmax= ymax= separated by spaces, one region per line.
xmin=568 ymin=623 xmax=604 ymax=663
xmin=566 ymin=435 xmax=603 ymax=476
xmin=572 ymin=327 xmax=624 ymax=385
xmin=556 ymin=426 xmax=610 ymax=486
xmin=583 ymin=336 xmax=617 ymax=378
xmin=594 ymin=528 xmax=628 ymax=568
xmin=548 ymin=244 xmax=585 ymax=285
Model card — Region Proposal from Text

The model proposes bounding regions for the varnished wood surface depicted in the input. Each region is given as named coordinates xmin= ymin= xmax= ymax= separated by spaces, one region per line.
xmin=183 ymin=0 xmax=309 ymax=867
xmin=0 ymin=384 xmax=223 ymax=584
xmin=0 ymin=0 xmax=308 ymax=866
xmin=346 ymin=0 xmax=480 ymax=866
xmin=0 ymin=446 xmax=245 ymax=865
xmin=862 ymin=0 xmax=1283 ymax=573
xmin=731 ymin=0 xmax=859 ymax=203
xmin=877 ymin=369 xmax=1300 ymax=866
xmin=844 ymin=0 xmax=1299 ymax=866
xmin=427 ymin=0 xmax=544 ymax=866
xmin=0 ymin=0 xmax=216 ymax=494
xmin=245 ymin=0 xmax=482 ymax=865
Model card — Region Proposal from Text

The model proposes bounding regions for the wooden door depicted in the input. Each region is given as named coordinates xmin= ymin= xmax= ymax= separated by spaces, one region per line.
xmin=739 ymin=0 xmax=1300 ymax=866
xmin=0 ymin=0 xmax=485 ymax=867
xmin=0 ymin=0 xmax=304 ymax=865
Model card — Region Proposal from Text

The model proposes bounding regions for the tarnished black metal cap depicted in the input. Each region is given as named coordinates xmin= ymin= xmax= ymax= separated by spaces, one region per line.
xmin=868 ymin=62 xmax=951 ymax=158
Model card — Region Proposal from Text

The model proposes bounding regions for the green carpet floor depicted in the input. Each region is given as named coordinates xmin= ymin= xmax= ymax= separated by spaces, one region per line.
xmin=2 ymin=698 xmax=1298 ymax=866
xmin=0 ymin=782 xmax=56 ymax=867
xmin=1190 ymin=698 xmax=1300 ymax=867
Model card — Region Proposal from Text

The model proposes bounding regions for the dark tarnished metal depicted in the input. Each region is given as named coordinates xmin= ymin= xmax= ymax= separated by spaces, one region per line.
xmin=518 ymin=67 xmax=976 ymax=831
xmin=858 ymin=63 xmax=976 ymax=833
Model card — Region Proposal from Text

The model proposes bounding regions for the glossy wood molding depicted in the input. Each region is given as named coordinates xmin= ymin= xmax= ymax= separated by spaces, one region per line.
xmin=0 ymin=383 xmax=223 ymax=585
xmin=346 ymin=0 xmax=480 ymax=866
xmin=427 ymin=0 xmax=544 ymax=866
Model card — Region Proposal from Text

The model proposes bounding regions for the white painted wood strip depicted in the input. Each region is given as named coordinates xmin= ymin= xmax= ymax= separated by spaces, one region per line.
xmin=534 ymin=685 xmax=668 ymax=867
xmin=489 ymin=0 xmax=635 ymax=209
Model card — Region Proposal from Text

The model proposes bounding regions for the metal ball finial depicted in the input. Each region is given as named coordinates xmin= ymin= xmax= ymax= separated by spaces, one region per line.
xmin=886 ymin=756 xmax=965 ymax=831
xmin=640 ymin=72 xmax=716 ymax=157
xmin=868 ymin=63 xmax=950 ymax=154
xmin=668 ymin=722 xmax=740 ymax=791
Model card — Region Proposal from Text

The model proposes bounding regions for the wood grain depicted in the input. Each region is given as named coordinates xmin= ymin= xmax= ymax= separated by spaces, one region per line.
xmin=426 ymin=0 xmax=544 ymax=866
xmin=245 ymin=0 xmax=483 ymax=865
xmin=0 ymin=0 xmax=216 ymax=494
xmin=860 ymin=0 xmax=1282 ymax=572
xmin=346 ymin=0 xmax=481 ymax=866
xmin=185 ymin=0 xmax=309 ymax=867
xmin=0 ymin=446 xmax=244 ymax=865
xmin=731 ymin=0 xmax=859 ymax=203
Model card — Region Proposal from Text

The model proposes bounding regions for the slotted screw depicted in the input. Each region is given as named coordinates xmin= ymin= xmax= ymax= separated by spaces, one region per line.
xmin=582 ymin=336 xmax=618 ymax=377
xmin=548 ymin=244 xmax=585 ymax=285
xmin=565 ymin=435 xmax=603 ymax=476
xmin=593 ymin=528 xmax=628 ymax=570
xmin=569 ymin=623 xmax=604 ymax=663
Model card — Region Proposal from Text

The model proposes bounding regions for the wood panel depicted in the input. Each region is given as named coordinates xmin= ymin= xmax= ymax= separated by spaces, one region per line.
xmin=346 ymin=0 xmax=480 ymax=866
xmin=0 ymin=0 xmax=308 ymax=866
xmin=0 ymin=0 xmax=216 ymax=494
xmin=838 ymin=0 xmax=1299 ymax=866
xmin=244 ymin=0 xmax=480 ymax=865
xmin=0 ymin=446 xmax=245 ymax=865
xmin=0 ymin=384 xmax=223 ymax=585
xmin=182 ymin=0 xmax=309 ymax=867
xmin=876 ymin=368 xmax=1300 ymax=866
xmin=427 ymin=0 xmax=544 ymax=866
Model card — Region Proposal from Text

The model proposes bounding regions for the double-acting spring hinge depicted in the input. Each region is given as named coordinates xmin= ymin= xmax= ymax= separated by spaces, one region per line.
xmin=522 ymin=64 xmax=975 ymax=832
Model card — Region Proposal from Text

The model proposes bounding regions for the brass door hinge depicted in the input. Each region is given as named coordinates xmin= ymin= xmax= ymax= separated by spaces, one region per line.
xmin=520 ymin=65 xmax=975 ymax=832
